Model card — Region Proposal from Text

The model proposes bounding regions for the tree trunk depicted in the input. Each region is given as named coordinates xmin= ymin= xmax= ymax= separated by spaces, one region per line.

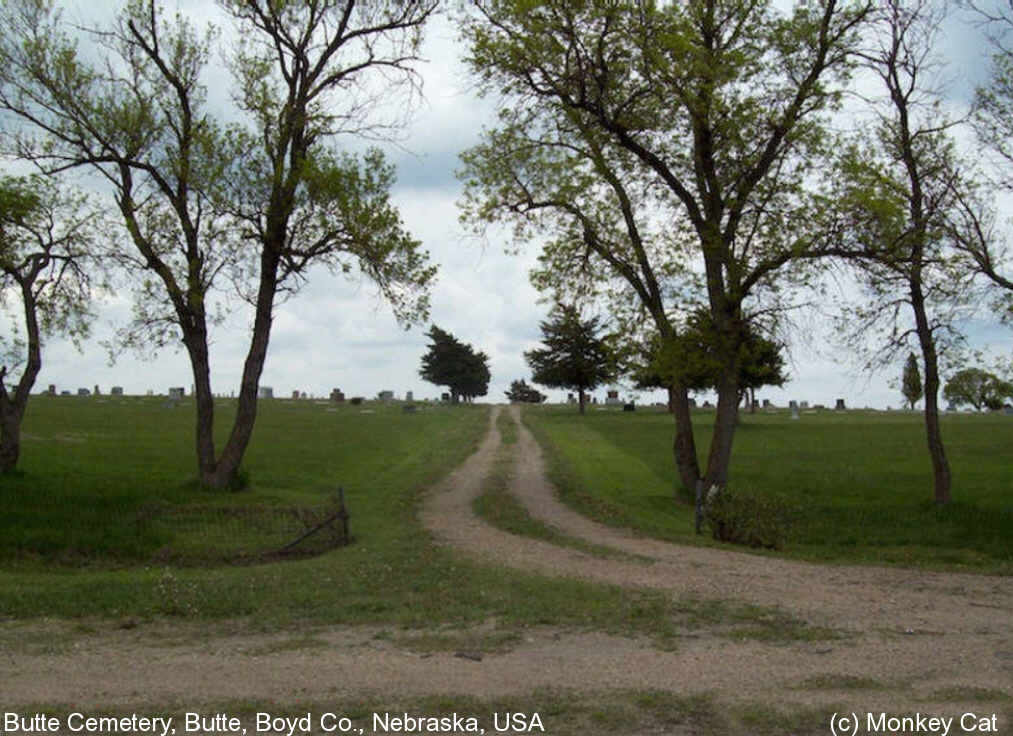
xmin=182 ymin=330 xmax=218 ymax=484
xmin=669 ymin=381 xmax=701 ymax=496
xmin=203 ymin=251 xmax=281 ymax=489
xmin=0 ymin=282 xmax=43 ymax=473
xmin=666 ymin=386 xmax=676 ymax=414
xmin=704 ymin=368 xmax=740 ymax=489
xmin=0 ymin=404 xmax=23 ymax=472
xmin=911 ymin=281 xmax=951 ymax=504
xmin=578 ymin=387 xmax=586 ymax=415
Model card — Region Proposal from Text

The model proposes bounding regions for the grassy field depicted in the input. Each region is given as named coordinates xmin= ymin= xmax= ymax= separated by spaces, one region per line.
xmin=523 ymin=404 xmax=1013 ymax=573
xmin=0 ymin=396 xmax=690 ymax=641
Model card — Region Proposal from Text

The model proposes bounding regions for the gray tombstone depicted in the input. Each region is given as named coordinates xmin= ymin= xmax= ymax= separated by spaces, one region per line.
xmin=61 ymin=390 xmax=71 ymax=396
xmin=350 ymin=396 xmax=364 ymax=405
xmin=790 ymin=400 xmax=800 ymax=420
xmin=605 ymin=389 xmax=621 ymax=406
xmin=799 ymin=400 xmax=809 ymax=409
xmin=406 ymin=391 xmax=413 ymax=402
xmin=762 ymin=399 xmax=771 ymax=408
xmin=688 ymin=398 xmax=697 ymax=408
xmin=378 ymin=390 xmax=394 ymax=401
xmin=622 ymin=403 xmax=636 ymax=412
xmin=93 ymin=384 xmax=101 ymax=396
xmin=168 ymin=387 xmax=185 ymax=399
xmin=47 ymin=384 xmax=56 ymax=396
xmin=403 ymin=404 xmax=417 ymax=414
xmin=330 ymin=388 xmax=345 ymax=402
xmin=111 ymin=386 xmax=124 ymax=396
xmin=77 ymin=387 xmax=90 ymax=396
xmin=835 ymin=398 xmax=846 ymax=410
xmin=258 ymin=386 xmax=274 ymax=399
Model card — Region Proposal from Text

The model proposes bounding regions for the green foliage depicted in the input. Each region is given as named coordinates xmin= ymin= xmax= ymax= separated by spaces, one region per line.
xmin=418 ymin=326 xmax=491 ymax=402
xmin=525 ymin=305 xmax=615 ymax=403
xmin=504 ymin=379 xmax=546 ymax=404
xmin=704 ymin=487 xmax=796 ymax=551
xmin=901 ymin=353 xmax=923 ymax=410
xmin=637 ymin=310 xmax=787 ymax=394
xmin=944 ymin=367 xmax=1013 ymax=411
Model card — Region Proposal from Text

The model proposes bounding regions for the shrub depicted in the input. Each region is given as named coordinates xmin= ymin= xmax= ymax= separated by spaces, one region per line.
xmin=704 ymin=487 xmax=796 ymax=550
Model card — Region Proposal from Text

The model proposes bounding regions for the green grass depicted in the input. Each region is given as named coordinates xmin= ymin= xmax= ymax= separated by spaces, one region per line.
xmin=0 ymin=396 xmax=700 ymax=643
xmin=523 ymin=405 xmax=1013 ymax=573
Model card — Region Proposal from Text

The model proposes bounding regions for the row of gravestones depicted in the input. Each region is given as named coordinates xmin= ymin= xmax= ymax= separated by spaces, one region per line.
xmin=47 ymin=384 xmax=124 ymax=397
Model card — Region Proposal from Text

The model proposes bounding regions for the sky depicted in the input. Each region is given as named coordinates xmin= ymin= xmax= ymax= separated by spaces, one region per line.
xmin=8 ymin=3 xmax=1013 ymax=409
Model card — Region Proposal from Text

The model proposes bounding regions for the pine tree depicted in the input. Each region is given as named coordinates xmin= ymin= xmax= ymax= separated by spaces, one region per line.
xmin=525 ymin=305 xmax=614 ymax=415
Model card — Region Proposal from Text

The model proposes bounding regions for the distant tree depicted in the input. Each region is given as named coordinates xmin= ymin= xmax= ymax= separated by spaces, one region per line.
xmin=525 ymin=305 xmax=614 ymax=415
xmin=419 ymin=326 xmax=490 ymax=403
xmin=902 ymin=353 xmax=924 ymax=410
xmin=943 ymin=368 xmax=1013 ymax=411
xmin=0 ymin=176 xmax=98 ymax=472
xmin=504 ymin=379 xmax=546 ymax=404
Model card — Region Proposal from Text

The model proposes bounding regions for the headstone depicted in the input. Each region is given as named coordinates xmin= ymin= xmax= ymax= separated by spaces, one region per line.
xmin=702 ymin=400 xmax=713 ymax=408
xmin=622 ymin=403 xmax=635 ymax=412
xmin=292 ymin=390 xmax=300 ymax=399
xmin=605 ymin=390 xmax=621 ymax=406
xmin=77 ymin=388 xmax=90 ymax=396
xmin=111 ymin=386 xmax=124 ymax=396
xmin=403 ymin=404 xmax=417 ymax=414
xmin=688 ymin=398 xmax=697 ymax=408
xmin=350 ymin=397 xmax=364 ymax=405
xmin=790 ymin=402 xmax=800 ymax=420
xmin=405 ymin=391 xmax=413 ymax=402
xmin=61 ymin=390 xmax=71 ymax=396
xmin=799 ymin=401 xmax=808 ymax=409
xmin=789 ymin=400 xmax=798 ymax=409
xmin=93 ymin=384 xmax=101 ymax=396
xmin=300 ymin=392 xmax=307 ymax=399
xmin=47 ymin=384 xmax=56 ymax=396
xmin=168 ymin=387 xmax=185 ymax=399
xmin=378 ymin=390 xmax=394 ymax=401
xmin=330 ymin=388 xmax=345 ymax=402
xmin=835 ymin=398 xmax=846 ymax=410
xmin=567 ymin=393 xmax=576 ymax=404
xmin=441 ymin=393 xmax=450 ymax=402
xmin=762 ymin=399 xmax=771 ymax=408
xmin=752 ymin=399 xmax=760 ymax=410
xmin=258 ymin=386 xmax=274 ymax=399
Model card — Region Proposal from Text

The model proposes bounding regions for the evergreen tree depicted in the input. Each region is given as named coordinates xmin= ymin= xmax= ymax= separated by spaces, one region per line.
xmin=525 ymin=306 xmax=614 ymax=415
xmin=419 ymin=326 xmax=490 ymax=403
xmin=902 ymin=353 xmax=923 ymax=410
xmin=504 ymin=379 xmax=546 ymax=404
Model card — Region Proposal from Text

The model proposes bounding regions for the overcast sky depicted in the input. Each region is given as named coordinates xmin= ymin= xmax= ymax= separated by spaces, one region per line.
xmin=11 ymin=4 xmax=1013 ymax=408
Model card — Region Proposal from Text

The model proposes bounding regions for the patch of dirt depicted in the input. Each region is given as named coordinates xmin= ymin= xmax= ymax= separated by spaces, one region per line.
xmin=3 ymin=406 xmax=1010 ymax=723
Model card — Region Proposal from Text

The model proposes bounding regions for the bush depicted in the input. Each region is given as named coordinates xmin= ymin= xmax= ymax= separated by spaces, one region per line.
xmin=704 ymin=487 xmax=795 ymax=550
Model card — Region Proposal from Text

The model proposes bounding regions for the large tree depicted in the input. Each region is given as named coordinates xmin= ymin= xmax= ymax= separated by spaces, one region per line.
xmin=828 ymin=0 xmax=981 ymax=504
xmin=419 ymin=325 xmax=491 ymax=403
xmin=0 ymin=175 xmax=97 ymax=472
xmin=459 ymin=0 xmax=870 ymax=494
xmin=0 ymin=0 xmax=436 ymax=488
xmin=525 ymin=304 xmax=614 ymax=414
xmin=943 ymin=367 xmax=1013 ymax=411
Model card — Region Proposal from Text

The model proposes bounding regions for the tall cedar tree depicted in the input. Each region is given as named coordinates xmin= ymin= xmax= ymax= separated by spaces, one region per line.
xmin=0 ymin=1 xmax=436 ymax=488
xmin=525 ymin=305 xmax=614 ymax=414
xmin=902 ymin=353 xmax=923 ymax=410
xmin=419 ymin=326 xmax=491 ymax=403
xmin=459 ymin=0 xmax=871 ymax=493
xmin=0 ymin=176 xmax=97 ymax=472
